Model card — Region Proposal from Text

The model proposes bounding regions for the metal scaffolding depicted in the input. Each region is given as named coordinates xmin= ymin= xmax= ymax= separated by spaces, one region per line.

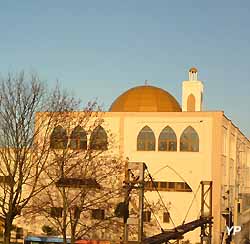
xmin=123 ymin=162 xmax=213 ymax=244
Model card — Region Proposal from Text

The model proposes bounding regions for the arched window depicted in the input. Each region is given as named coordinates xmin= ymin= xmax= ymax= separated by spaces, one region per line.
xmin=180 ymin=126 xmax=199 ymax=152
xmin=158 ymin=126 xmax=177 ymax=151
xmin=50 ymin=126 xmax=68 ymax=149
xmin=137 ymin=126 xmax=155 ymax=151
xmin=90 ymin=126 xmax=108 ymax=150
xmin=69 ymin=126 xmax=87 ymax=150
xmin=187 ymin=94 xmax=195 ymax=112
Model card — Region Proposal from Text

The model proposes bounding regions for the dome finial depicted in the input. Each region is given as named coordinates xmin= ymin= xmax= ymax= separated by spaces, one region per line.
xmin=144 ymin=80 xmax=148 ymax=85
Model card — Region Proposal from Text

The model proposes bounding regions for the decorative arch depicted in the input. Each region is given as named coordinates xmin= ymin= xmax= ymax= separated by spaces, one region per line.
xmin=137 ymin=126 xmax=155 ymax=151
xmin=158 ymin=126 xmax=177 ymax=151
xmin=187 ymin=94 xmax=195 ymax=112
xmin=90 ymin=126 xmax=108 ymax=150
xmin=69 ymin=126 xmax=87 ymax=150
xmin=180 ymin=126 xmax=199 ymax=152
xmin=50 ymin=125 xmax=68 ymax=149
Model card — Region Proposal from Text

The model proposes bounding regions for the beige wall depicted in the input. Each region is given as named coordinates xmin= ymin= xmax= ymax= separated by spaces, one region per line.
xmin=104 ymin=111 xmax=218 ymax=243
xmin=104 ymin=111 xmax=250 ymax=244
xmin=13 ymin=110 xmax=250 ymax=244
xmin=220 ymin=115 xmax=250 ymax=244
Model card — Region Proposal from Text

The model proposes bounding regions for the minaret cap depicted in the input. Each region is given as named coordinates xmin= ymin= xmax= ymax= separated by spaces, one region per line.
xmin=189 ymin=67 xmax=198 ymax=73
xmin=188 ymin=67 xmax=198 ymax=81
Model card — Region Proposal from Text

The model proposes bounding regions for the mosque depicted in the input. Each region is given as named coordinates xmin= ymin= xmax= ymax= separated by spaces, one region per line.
xmin=15 ymin=68 xmax=250 ymax=244
xmin=102 ymin=67 xmax=250 ymax=244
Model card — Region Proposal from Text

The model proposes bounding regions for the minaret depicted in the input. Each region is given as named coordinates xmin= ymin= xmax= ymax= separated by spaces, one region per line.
xmin=182 ymin=67 xmax=204 ymax=112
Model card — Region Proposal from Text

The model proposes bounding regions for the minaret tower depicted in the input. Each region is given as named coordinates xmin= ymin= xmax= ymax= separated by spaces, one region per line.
xmin=182 ymin=67 xmax=204 ymax=112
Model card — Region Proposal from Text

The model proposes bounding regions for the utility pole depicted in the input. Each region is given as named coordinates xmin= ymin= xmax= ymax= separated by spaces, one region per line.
xmin=124 ymin=162 xmax=146 ymax=244
xmin=200 ymin=181 xmax=212 ymax=244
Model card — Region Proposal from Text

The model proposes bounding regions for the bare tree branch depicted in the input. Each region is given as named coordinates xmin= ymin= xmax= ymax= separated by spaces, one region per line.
xmin=0 ymin=72 xmax=80 ymax=244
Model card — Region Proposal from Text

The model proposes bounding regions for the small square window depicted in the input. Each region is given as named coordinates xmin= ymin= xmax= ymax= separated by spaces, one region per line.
xmin=175 ymin=182 xmax=185 ymax=191
xmin=163 ymin=212 xmax=170 ymax=223
xmin=160 ymin=182 xmax=167 ymax=189
xmin=152 ymin=181 xmax=159 ymax=189
xmin=143 ymin=211 xmax=151 ymax=222
xmin=168 ymin=182 xmax=175 ymax=189
xmin=73 ymin=206 xmax=81 ymax=219
xmin=50 ymin=207 xmax=63 ymax=218
xmin=92 ymin=209 xmax=105 ymax=220
xmin=16 ymin=227 xmax=23 ymax=239
xmin=145 ymin=181 xmax=152 ymax=189
xmin=0 ymin=175 xmax=13 ymax=185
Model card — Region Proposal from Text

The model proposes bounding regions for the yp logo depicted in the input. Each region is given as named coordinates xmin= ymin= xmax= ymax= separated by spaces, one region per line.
xmin=226 ymin=226 xmax=242 ymax=235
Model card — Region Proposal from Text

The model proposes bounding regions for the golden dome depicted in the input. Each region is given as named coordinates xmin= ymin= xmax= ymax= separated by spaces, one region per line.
xmin=109 ymin=85 xmax=181 ymax=112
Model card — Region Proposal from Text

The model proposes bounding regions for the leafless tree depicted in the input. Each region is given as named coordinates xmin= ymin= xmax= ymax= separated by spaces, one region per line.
xmin=0 ymin=72 xmax=80 ymax=244
xmin=24 ymin=98 xmax=125 ymax=244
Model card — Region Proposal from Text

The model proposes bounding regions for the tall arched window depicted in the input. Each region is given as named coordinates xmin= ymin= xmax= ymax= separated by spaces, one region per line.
xmin=187 ymin=94 xmax=195 ymax=112
xmin=180 ymin=126 xmax=199 ymax=152
xmin=50 ymin=126 xmax=68 ymax=149
xmin=158 ymin=126 xmax=177 ymax=151
xmin=137 ymin=126 xmax=155 ymax=151
xmin=69 ymin=126 xmax=87 ymax=150
xmin=90 ymin=126 xmax=108 ymax=150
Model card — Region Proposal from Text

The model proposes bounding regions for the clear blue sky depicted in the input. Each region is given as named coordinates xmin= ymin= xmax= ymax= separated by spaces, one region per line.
xmin=1 ymin=0 xmax=250 ymax=137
